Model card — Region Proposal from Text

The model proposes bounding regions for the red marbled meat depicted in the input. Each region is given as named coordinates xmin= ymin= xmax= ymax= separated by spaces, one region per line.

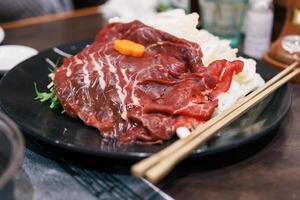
xmin=53 ymin=20 xmax=243 ymax=144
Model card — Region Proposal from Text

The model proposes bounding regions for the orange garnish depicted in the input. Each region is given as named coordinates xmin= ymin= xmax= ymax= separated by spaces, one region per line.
xmin=114 ymin=39 xmax=145 ymax=57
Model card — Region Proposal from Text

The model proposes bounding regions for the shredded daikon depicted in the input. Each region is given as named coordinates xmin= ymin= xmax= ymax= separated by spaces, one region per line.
xmin=53 ymin=47 xmax=72 ymax=58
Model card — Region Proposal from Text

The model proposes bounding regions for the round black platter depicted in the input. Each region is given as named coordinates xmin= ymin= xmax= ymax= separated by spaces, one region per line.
xmin=0 ymin=40 xmax=292 ymax=160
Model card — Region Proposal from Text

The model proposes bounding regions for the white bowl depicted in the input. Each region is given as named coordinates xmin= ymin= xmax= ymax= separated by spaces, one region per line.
xmin=0 ymin=45 xmax=38 ymax=73
xmin=0 ymin=27 xmax=4 ymax=44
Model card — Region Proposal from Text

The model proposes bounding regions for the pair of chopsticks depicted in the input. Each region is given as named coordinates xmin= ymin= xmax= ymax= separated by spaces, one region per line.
xmin=131 ymin=61 xmax=300 ymax=183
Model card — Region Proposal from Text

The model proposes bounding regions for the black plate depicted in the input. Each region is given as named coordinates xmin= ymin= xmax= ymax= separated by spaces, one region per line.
xmin=0 ymin=40 xmax=292 ymax=160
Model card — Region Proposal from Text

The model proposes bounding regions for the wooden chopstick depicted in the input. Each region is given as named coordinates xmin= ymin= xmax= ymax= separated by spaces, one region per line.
xmin=132 ymin=63 xmax=298 ymax=182
xmin=131 ymin=62 xmax=299 ymax=178
xmin=144 ymin=66 xmax=300 ymax=183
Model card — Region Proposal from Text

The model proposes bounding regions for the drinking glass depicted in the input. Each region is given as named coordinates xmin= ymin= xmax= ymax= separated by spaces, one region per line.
xmin=199 ymin=0 xmax=247 ymax=47
xmin=0 ymin=112 xmax=24 ymax=194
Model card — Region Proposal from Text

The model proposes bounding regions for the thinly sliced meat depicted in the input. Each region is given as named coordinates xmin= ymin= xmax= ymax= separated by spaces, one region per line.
xmin=53 ymin=20 xmax=243 ymax=144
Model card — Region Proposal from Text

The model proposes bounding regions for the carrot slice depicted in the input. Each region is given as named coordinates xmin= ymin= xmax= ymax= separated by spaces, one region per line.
xmin=114 ymin=39 xmax=145 ymax=57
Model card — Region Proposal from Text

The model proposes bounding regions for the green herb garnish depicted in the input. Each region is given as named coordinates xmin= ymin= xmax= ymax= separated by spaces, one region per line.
xmin=48 ymin=67 xmax=56 ymax=74
xmin=34 ymin=82 xmax=60 ymax=109
xmin=34 ymin=63 xmax=60 ymax=109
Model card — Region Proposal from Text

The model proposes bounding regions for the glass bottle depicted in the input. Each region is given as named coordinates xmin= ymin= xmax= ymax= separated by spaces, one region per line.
xmin=243 ymin=0 xmax=274 ymax=59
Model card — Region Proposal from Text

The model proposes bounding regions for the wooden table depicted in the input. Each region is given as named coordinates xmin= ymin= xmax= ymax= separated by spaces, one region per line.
xmin=2 ymin=7 xmax=300 ymax=200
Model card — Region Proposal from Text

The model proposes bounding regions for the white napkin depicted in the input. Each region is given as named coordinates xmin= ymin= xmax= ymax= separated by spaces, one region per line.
xmin=100 ymin=0 xmax=157 ymax=22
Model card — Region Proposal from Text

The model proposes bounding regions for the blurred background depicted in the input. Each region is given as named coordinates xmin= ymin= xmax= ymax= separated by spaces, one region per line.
xmin=0 ymin=0 xmax=298 ymax=66
xmin=0 ymin=0 xmax=107 ymax=23
xmin=0 ymin=0 xmax=289 ymax=42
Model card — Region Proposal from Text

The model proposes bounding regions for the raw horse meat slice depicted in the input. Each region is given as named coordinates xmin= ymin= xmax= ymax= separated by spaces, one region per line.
xmin=53 ymin=20 xmax=243 ymax=144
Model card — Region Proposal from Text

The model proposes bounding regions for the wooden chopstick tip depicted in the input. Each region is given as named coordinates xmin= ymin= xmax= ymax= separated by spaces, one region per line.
xmin=131 ymin=165 xmax=143 ymax=178
xmin=144 ymin=174 xmax=160 ymax=184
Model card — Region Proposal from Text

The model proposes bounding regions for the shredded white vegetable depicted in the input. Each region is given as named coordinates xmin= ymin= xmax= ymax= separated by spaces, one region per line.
xmin=53 ymin=47 xmax=72 ymax=58
xmin=45 ymin=58 xmax=56 ymax=68
xmin=176 ymin=127 xmax=191 ymax=139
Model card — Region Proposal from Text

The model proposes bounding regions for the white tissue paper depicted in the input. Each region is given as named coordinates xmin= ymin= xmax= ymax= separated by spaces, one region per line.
xmin=100 ymin=0 xmax=157 ymax=22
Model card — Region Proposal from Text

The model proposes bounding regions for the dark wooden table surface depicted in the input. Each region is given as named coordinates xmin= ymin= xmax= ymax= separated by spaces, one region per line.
xmin=1 ymin=8 xmax=300 ymax=200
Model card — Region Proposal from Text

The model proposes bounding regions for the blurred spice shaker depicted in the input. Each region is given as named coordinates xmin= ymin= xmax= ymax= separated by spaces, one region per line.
xmin=243 ymin=0 xmax=274 ymax=59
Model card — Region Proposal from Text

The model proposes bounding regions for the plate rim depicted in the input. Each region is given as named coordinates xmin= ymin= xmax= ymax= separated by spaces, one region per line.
xmin=0 ymin=41 xmax=293 ymax=160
